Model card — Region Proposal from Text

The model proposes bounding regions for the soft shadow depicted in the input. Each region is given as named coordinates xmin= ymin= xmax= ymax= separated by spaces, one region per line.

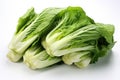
xmin=42 ymin=51 xmax=115 ymax=77
xmin=87 ymin=50 xmax=114 ymax=69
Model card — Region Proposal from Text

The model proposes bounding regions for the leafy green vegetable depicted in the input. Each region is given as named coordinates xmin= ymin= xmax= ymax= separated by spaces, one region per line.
xmin=62 ymin=23 xmax=115 ymax=68
xmin=7 ymin=7 xmax=37 ymax=62
xmin=23 ymin=39 xmax=61 ymax=69
xmin=7 ymin=6 xmax=115 ymax=69
xmin=42 ymin=7 xmax=115 ymax=68
xmin=7 ymin=7 xmax=64 ymax=62
xmin=42 ymin=6 xmax=95 ymax=57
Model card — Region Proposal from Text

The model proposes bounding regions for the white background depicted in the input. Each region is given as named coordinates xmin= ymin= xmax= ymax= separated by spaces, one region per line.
xmin=0 ymin=0 xmax=120 ymax=80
